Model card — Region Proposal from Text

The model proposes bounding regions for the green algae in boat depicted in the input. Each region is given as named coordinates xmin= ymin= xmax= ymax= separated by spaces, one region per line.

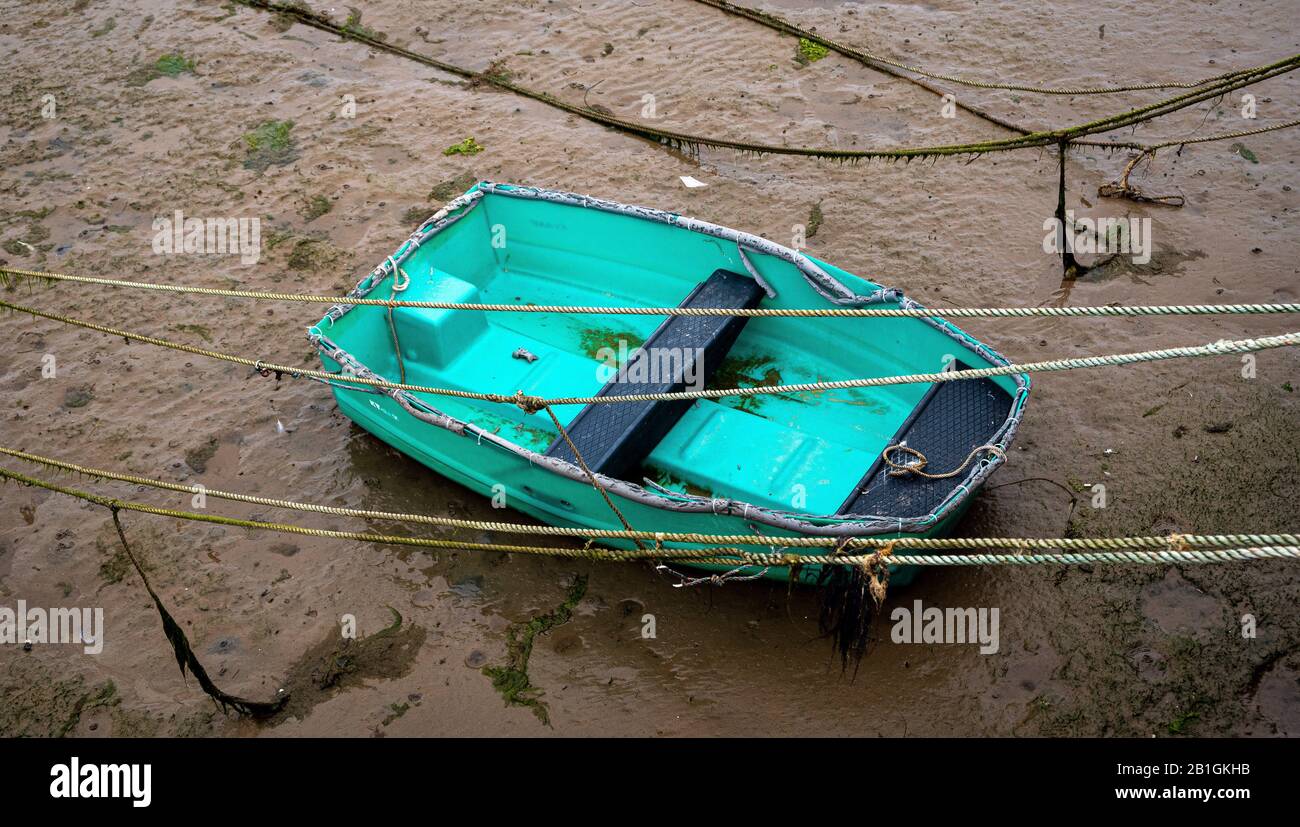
xmin=308 ymin=183 xmax=1030 ymax=586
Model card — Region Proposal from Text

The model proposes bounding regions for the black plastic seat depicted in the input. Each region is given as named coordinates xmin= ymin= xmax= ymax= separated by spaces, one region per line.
xmin=836 ymin=363 xmax=1014 ymax=518
xmin=545 ymin=269 xmax=766 ymax=481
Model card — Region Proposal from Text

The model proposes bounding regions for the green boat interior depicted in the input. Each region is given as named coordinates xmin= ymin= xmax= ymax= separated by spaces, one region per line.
xmin=324 ymin=187 xmax=1018 ymax=521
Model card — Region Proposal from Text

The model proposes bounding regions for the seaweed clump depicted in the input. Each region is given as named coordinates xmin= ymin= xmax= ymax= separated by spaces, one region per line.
xmin=806 ymin=201 xmax=824 ymax=239
xmin=796 ymin=37 xmax=829 ymax=65
xmin=341 ymin=7 xmax=386 ymax=41
xmin=818 ymin=557 xmax=890 ymax=675
xmin=483 ymin=575 xmax=588 ymax=726
xmin=443 ymin=137 xmax=484 ymax=156
xmin=242 ymin=119 xmax=299 ymax=171
xmin=428 ymin=171 xmax=479 ymax=203
xmin=300 ymin=194 xmax=333 ymax=221
xmin=126 ymin=52 xmax=196 ymax=85
xmin=273 ymin=607 xmax=426 ymax=723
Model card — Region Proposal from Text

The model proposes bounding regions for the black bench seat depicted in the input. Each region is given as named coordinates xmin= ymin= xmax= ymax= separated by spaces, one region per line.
xmin=545 ymin=269 xmax=767 ymax=481
xmin=836 ymin=362 xmax=1014 ymax=518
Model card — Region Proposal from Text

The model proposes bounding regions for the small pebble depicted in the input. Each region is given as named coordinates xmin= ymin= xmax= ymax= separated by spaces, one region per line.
xmin=412 ymin=589 xmax=437 ymax=608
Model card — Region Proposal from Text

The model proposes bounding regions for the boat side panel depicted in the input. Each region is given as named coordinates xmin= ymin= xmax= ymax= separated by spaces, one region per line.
xmin=331 ymin=385 xmax=943 ymax=583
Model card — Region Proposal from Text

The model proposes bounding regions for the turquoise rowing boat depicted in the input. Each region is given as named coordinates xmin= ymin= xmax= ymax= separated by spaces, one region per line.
xmin=309 ymin=183 xmax=1030 ymax=592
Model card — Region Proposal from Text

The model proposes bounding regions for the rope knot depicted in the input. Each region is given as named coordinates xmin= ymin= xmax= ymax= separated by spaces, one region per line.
xmin=512 ymin=390 xmax=546 ymax=415
xmin=865 ymin=541 xmax=896 ymax=607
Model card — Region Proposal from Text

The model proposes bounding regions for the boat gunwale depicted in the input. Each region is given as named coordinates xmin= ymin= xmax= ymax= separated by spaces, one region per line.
xmin=306 ymin=182 xmax=1031 ymax=539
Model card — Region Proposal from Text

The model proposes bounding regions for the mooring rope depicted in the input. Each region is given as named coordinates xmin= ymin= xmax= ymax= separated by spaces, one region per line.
xmin=2 ymin=298 xmax=1297 ymax=408
xmin=228 ymin=0 xmax=1300 ymax=160
xmin=541 ymin=332 xmax=1300 ymax=408
xmin=538 ymin=328 xmax=1300 ymax=408
xmin=1143 ymin=118 xmax=1300 ymax=150
xmin=5 ymin=443 xmax=1299 ymax=553
xmin=5 ymin=444 xmax=1299 ymax=553
xmin=0 ymin=465 xmax=732 ymax=560
xmin=6 ymin=268 xmax=1300 ymax=318
xmin=5 ymin=464 xmax=1298 ymax=567
xmin=385 ymin=261 xmax=410 ymax=384
xmin=690 ymin=0 xmax=1254 ymax=96
xmin=542 ymin=404 xmax=648 ymax=549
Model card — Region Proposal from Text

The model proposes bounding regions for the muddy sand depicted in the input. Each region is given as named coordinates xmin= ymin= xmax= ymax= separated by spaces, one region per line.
xmin=0 ymin=0 xmax=1297 ymax=736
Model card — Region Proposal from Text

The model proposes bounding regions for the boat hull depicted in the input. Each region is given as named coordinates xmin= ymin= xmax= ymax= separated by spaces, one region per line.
xmin=332 ymin=384 xmax=972 ymax=586
xmin=310 ymin=182 xmax=1030 ymax=583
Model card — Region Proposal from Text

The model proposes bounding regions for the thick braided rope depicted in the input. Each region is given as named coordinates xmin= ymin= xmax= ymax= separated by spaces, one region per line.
xmin=230 ymin=1 xmax=1300 ymax=159
xmin=234 ymin=0 xmax=1292 ymax=157
xmin=542 ymin=404 xmax=647 ymax=548
xmin=1146 ymin=118 xmax=1300 ymax=150
xmin=692 ymin=0 xmax=1252 ymax=95
xmin=0 ymin=466 xmax=711 ymax=560
xmin=5 ymin=465 xmax=1297 ymax=567
xmin=543 ymin=332 xmax=1300 ymax=407
xmin=6 ymin=268 xmax=1300 ymax=319
xmin=854 ymin=547 xmax=1300 ymax=566
xmin=3 ymin=445 xmax=1297 ymax=553
xmin=0 ymin=298 xmax=518 ymax=405
xmin=3 ymin=298 xmax=1297 ymax=407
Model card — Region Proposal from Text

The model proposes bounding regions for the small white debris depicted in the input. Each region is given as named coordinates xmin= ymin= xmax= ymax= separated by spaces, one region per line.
xmin=679 ymin=175 xmax=708 ymax=188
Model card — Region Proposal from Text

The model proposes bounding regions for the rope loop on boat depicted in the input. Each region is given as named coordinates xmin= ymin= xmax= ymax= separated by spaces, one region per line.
xmin=883 ymin=444 xmax=1006 ymax=480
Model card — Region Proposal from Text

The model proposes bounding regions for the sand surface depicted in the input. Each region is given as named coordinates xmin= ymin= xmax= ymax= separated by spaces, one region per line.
xmin=0 ymin=0 xmax=1297 ymax=736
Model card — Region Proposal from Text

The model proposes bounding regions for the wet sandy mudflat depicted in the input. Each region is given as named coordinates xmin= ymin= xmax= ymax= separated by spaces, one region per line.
xmin=0 ymin=0 xmax=1297 ymax=736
